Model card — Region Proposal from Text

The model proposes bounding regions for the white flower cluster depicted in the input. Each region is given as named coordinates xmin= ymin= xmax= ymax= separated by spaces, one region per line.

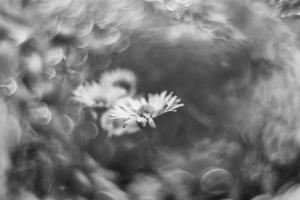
xmin=72 ymin=69 xmax=184 ymax=137
xmin=72 ymin=68 xmax=139 ymax=137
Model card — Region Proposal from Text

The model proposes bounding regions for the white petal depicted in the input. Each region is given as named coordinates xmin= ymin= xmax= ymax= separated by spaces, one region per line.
xmin=148 ymin=118 xmax=157 ymax=128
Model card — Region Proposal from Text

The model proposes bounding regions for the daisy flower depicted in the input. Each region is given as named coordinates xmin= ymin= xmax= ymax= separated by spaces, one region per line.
xmin=72 ymin=69 xmax=136 ymax=108
xmin=109 ymin=91 xmax=184 ymax=128
xmin=99 ymin=68 xmax=137 ymax=96
xmin=72 ymin=81 xmax=128 ymax=108
xmin=101 ymin=108 xmax=139 ymax=137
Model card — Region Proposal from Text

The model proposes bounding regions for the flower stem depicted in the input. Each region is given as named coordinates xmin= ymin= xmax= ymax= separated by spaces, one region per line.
xmin=138 ymin=123 xmax=156 ymax=158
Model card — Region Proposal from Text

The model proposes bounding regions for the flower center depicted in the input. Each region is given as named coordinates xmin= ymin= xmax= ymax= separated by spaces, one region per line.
xmin=138 ymin=105 xmax=156 ymax=117
xmin=113 ymin=80 xmax=132 ymax=92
